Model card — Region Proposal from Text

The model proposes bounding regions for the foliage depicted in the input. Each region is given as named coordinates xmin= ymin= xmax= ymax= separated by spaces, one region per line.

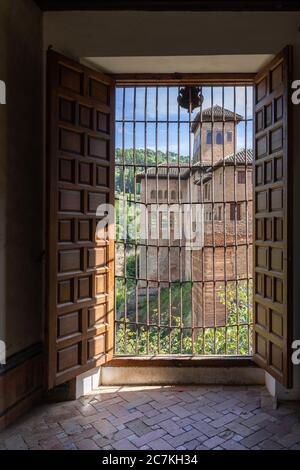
xmin=126 ymin=254 xmax=137 ymax=279
xmin=218 ymin=280 xmax=253 ymax=355
xmin=115 ymin=147 xmax=189 ymax=166
xmin=115 ymin=148 xmax=190 ymax=196
xmin=115 ymin=280 xmax=253 ymax=356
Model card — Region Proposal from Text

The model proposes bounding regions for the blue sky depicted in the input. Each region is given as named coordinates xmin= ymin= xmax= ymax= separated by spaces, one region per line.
xmin=116 ymin=86 xmax=253 ymax=157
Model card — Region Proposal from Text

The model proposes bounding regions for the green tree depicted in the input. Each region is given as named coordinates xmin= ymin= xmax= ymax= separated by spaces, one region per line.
xmin=217 ymin=280 xmax=253 ymax=355
xmin=115 ymin=280 xmax=253 ymax=356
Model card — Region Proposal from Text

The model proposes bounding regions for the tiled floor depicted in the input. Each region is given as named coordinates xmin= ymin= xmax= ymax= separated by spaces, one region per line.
xmin=1 ymin=385 xmax=300 ymax=450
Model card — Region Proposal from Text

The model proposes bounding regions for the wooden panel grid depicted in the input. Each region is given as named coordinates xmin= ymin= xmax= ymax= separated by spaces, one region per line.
xmin=47 ymin=50 xmax=115 ymax=388
xmin=253 ymin=47 xmax=293 ymax=387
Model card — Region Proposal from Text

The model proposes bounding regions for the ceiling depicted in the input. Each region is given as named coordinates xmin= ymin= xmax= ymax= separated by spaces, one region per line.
xmin=83 ymin=55 xmax=274 ymax=74
xmin=34 ymin=0 xmax=300 ymax=11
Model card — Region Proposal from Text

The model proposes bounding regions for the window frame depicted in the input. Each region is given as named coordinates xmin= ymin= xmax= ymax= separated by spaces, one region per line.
xmin=238 ymin=170 xmax=246 ymax=184
xmin=113 ymin=72 xmax=257 ymax=367
xmin=227 ymin=131 xmax=233 ymax=142
xmin=230 ymin=202 xmax=242 ymax=221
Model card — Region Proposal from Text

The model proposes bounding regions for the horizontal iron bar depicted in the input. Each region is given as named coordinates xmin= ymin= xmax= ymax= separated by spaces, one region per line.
xmin=107 ymin=356 xmax=256 ymax=368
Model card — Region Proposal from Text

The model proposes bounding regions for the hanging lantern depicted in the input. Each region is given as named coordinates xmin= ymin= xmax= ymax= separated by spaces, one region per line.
xmin=177 ymin=86 xmax=204 ymax=112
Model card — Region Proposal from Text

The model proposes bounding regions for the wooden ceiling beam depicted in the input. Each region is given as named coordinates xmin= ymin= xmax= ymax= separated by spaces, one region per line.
xmin=34 ymin=1 xmax=300 ymax=12
xmin=114 ymin=73 xmax=256 ymax=86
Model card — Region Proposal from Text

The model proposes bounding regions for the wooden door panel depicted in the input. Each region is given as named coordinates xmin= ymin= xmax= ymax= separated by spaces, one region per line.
xmin=47 ymin=50 xmax=115 ymax=388
xmin=253 ymin=47 xmax=293 ymax=387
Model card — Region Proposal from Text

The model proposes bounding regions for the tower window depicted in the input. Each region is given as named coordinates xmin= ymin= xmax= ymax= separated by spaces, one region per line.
xmin=230 ymin=203 xmax=242 ymax=221
xmin=216 ymin=131 xmax=223 ymax=145
xmin=227 ymin=131 xmax=233 ymax=142
xmin=204 ymin=183 xmax=211 ymax=201
xmin=206 ymin=130 xmax=212 ymax=144
xmin=238 ymin=171 xmax=246 ymax=184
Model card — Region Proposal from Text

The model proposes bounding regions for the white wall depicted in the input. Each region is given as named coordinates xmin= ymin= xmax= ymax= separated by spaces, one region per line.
xmin=44 ymin=10 xmax=300 ymax=396
xmin=43 ymin=11 xmax=300 ymax=58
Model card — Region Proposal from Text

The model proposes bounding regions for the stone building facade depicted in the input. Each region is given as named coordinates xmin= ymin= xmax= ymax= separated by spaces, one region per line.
xmin=137 ymin=105 xmax=253 ymax=328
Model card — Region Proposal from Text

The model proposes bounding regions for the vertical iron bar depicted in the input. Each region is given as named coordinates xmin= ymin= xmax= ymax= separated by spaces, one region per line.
xmin=178 ymin=87 xmax=183 ymax=355
xmin=167 ymin=87 xmax=171 ymax=352
xmin=122 ymin=87 xmax=127 ymax=354
xmin=133 ymin=86 xmax=138 ymax=355
xmin=166 ymin=87 xmax=171 ymax=355
xmin=233 ymin=87 xmax=239 ymax=355
xmin=222 ymin=87 xmax=228 ymax=355
xmin=245 ymin=85 xmax=251 ymax=354
xmin=188 ymin=87 xmax=194 ymax=354
xmin=145 ymin=87 xmax=149 ymax=355
xmin=211 ymin=87 xmax=216 ymax=354
xmin=155 ymin=86 xmax=159 ymax=354
xmin=199 ymin=90 xmax=205 ymax=354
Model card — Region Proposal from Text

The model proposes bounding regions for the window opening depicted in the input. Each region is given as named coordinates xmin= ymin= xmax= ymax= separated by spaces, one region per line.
xmin=115 ymin=84 xmax=253 ymax=356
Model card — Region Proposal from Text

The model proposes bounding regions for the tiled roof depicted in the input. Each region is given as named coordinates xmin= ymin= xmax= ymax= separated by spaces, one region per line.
xmin=201 ymin=149 xmax=253 ymax=182
xmin=136 ymin=164 xmax=191 ymax=181
xmin=214 ymin=148 xmax=253 ymax=167
xmin=137 ymin=161 xmax=212 ymax=181
xmin=137 ymin=149 xmax=253 ymax=182
xmin=191 ymin=105 xmax=243 ymax=132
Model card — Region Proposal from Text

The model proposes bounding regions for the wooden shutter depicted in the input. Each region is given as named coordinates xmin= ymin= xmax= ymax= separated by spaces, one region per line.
xmin=253 ymin=47 xmax=293 ymax=387
xmin=46 ymin=50 xmax=115 ymax=388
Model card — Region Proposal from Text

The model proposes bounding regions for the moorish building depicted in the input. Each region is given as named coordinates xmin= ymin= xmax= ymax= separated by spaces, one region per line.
xmin=137 ymin=105 xmax=253 ymax=327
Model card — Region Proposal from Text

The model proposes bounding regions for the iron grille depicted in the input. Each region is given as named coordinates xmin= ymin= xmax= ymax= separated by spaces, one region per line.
xmin=115 ymin=84 xmax=253 ymax=356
